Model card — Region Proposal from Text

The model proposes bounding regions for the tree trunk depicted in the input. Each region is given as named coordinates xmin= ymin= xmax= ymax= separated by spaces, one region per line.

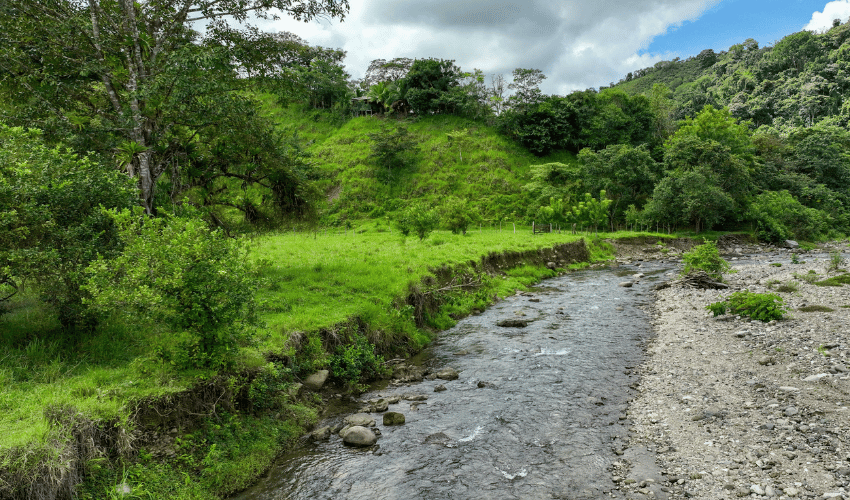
xmin=138 ymin=149 xmax=155 ymax=214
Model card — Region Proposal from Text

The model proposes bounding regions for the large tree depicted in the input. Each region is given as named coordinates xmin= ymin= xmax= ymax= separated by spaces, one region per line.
xmin=0 ymin=0 xmax=349 ymax=214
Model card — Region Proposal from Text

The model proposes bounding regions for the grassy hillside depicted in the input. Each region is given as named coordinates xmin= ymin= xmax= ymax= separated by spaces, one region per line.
xmin=259 ymin=97 xmax=575 ymax=225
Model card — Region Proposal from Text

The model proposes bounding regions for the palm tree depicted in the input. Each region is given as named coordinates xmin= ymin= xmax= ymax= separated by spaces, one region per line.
xmin=367 ymin=82 xmax=401 ymax=114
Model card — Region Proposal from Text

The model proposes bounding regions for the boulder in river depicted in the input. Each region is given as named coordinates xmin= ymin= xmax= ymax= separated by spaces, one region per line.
xmin=310 ymin=426 xmax=331 ymax=441
xmin=392 ymin=364 xmax=426 ymax=382
xmin=303 ymin=370 xmax=329 ymax=391
xmin=435 ymin=367 xmax=459 ymax=380
xmin=497 ymin=319 xmax=530 ymax=328
xmin=434 ymin=384 xmax=447 ymax=392
xmin=342 ymin=426 xmax=377 ymax=447
xmin=344 ymin=413 xmax=376 ymax=427
xmin=383 ymin=412 xmax=405 ymax=425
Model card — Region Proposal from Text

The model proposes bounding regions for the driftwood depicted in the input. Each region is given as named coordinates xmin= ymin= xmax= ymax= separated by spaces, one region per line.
xmin=655 ymin=270 xmax=729 ymax=290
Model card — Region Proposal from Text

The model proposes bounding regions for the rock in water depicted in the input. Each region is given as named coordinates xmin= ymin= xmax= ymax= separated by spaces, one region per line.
xmin=344 ymin=413 xmax=376 ymax=427
xmin=310 ymin=426 xmax=331 ymax=441
xmin=392 ymin=364 xmax=425 ymax=382
xmin=342 ymin=426 xmax=377 ymax=447
xmin=434 ymin=384 xmax=447 ymax=392
xmin=383 ymin=412 xmax=405 ymax=425
xmin=496 ymin=319 xmax=530 ymax=328
xmin=436 ymin=367 xmax=459 ymax=380
xmin=303 ymin=370 xmax=329 ymax=391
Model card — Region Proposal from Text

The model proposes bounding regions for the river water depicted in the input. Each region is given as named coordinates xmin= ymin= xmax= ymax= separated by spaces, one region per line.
xmin=235 ymin=264 xmax=672 ymax=500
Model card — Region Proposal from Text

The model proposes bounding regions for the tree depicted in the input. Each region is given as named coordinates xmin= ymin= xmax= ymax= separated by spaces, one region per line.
xmin=368 ymin=125 xmax=419 ymax=180
xmin=363 ymin=57 xmax=413 ymax=87
xmin=0 ymin=0 xmax=349 ymax=214
xmin=0 ymin=125 xmax=134 ymax=329
xmin=668 ymin=105 xmax=753 ymax=156
xmin=396 ymin=201 xmax=438 ymax=240
xmin=748 ymin=190 xmax=829 ymax=243
xmin=402 ymin=58 xmax=462 ymax=115
xmin=578 ymin=144 xmax=660 ymax=226
xmin=488 ymin=74 xmax=508 ymax=115
xmin=508 ymin=68 xmax=546 ymax=112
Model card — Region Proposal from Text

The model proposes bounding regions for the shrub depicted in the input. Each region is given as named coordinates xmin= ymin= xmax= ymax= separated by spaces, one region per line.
xmin=441 ymin=196 xmax=476 ymax=235
xmin=827 ymin=251 xmax=846 ymax=273
xmin=748 ymin=190 xmax=829 ymax=243
xmin=681 ymin=240 xmax=732 ymax=281
xmin=396 ymin=202 xmax=439 ymax=240
xmin=0 ymin=125 xmax=134 ymax=328
xmin=368 ymin=125 xmax=419 ymax=180
xmin=84 ymin=207 xmax=259 ymax=369
xmin=707 ymin=290 xmax=787 ymax=322
xmin=329 ymin=333 xmax=388 ymax=386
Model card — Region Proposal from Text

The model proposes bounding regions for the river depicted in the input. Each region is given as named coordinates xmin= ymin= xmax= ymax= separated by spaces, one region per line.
xmin=234 ymin=263 xmax=672 ymax=500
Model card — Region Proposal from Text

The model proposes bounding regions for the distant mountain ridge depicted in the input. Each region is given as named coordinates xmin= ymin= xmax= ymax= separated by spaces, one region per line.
xmin=615 ymin=21 xmax=850 ymax=129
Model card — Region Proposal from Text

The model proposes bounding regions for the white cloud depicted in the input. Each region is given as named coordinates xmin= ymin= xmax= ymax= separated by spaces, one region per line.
xmin=258 ymin=0 xmax=723 ymax=94
xmin=804 ymin=0 xmax=850 ymax=32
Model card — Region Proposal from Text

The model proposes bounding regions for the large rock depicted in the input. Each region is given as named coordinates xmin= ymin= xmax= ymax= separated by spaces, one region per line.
xmin=310 ymin=426 xmax=331 ymax=441
xmin=392 ymin=364 xmax=426 ymax=382
xmin=303 ymin=370 xmax=329 ymax=391
xmin=383 ymin=412 xmax=405 ymax=425
xmin=497 ymin=319 xmax=530 ymax=328
xmin=784 ymin=240 xmax=799 ymax=249
xmin=435 ymin=367 xmax=459 ymax=380
xmin=344 ymin=413 xmax=375 ymax=427
xmin=341 ymin=426 xmax=378 ymax=447
xmin=286 ymin=383 xmax=303 ymax=399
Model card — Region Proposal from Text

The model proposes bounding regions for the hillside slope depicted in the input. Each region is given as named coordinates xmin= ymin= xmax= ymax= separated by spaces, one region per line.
xmin=616 ymin=22 xmax=850 ymax=128
xmin=260 ymin=99 xmax=575 ymax=225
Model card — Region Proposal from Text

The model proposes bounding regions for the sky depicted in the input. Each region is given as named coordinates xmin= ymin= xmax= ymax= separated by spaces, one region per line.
xmin=256 ymin=0 xmax=850 ymax=95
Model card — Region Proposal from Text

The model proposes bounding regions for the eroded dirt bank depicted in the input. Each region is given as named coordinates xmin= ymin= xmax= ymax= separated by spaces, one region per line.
xmin=617 ymin=241 xmax=850 ymax=500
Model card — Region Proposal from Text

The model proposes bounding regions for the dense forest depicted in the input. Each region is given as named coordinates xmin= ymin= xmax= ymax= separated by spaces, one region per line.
xmin=1 ymin=0 xmax=850 ymax=497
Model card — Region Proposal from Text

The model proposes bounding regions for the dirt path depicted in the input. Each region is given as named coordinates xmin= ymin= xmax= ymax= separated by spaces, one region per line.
xmin=614 ymin=241 xmax=850 ymax=499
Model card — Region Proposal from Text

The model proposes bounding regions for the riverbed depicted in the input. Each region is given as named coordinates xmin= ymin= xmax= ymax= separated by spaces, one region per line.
xmin=235 ymin=263 xmax=672 ymax=500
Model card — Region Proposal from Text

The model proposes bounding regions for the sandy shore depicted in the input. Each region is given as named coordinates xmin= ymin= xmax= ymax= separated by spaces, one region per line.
xmin=614 ymin=240 xmax=850 ymax=500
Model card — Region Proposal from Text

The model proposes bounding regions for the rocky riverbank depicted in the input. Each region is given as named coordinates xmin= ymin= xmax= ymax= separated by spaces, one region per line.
xmin=617 ymin=241 xmax=850 ymax=499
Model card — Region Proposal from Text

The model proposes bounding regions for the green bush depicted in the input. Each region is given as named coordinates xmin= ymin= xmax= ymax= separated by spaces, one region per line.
xmin=84 ymin=207 xmax=260 ymax=369
xmin=681 ymin=239 xmax=732 ymax=281
xmin=748 ymin=190 xmax=829 ymax=243
xmin=707 ymin=290 xmax=787 ymax=322
xmin=441 ymin=196 xmax=477 ymax=235
xmin=0 ymin=125 xmax=134 ymax=329
xmin=329 ymin=333 xmax=388 ymax=386
xmin=396 ymin=201 xmax=439 ymax=240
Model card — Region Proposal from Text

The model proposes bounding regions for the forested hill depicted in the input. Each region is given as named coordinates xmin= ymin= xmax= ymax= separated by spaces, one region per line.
xmin=614 ymin=21 xmax=850 ymax=129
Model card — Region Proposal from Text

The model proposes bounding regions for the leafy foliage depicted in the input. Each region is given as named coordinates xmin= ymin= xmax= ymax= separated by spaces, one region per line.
xmin=368 ymin=125 xmax=419 ymax=180
xmin=748 ymin=190 xmax=829 ymax=243
xmin=681 ymin=240 xmax=732 ymax=281
xmin=440 ymin=197 xmax=478 ymax=235
xmin=0 ymin=125 xmax=134 ymax=328
xmin=84 ymin=208 xmax=260 ymax=369
xmin=707 ymin=291 xmax=787 ymax=322
xmin=0 ymin=0 xmax=349 ymax=214
xmin=329 ymin=333 xmax=388 ymax=385
xmin=402 ymin=58 xmax=463 ymax=115
xmin=396 ymin=202 xmax=440 ymax=240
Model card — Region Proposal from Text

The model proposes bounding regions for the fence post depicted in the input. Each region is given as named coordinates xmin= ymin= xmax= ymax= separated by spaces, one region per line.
xmin=532 ymin=221 xmax=535 ymax=235
xmin=513 ymin=223 xmax=516 ymax=234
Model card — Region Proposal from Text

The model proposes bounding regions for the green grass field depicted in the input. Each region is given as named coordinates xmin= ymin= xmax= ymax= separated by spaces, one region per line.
xmin=0 ymin=224 xmax=633 ymax=498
